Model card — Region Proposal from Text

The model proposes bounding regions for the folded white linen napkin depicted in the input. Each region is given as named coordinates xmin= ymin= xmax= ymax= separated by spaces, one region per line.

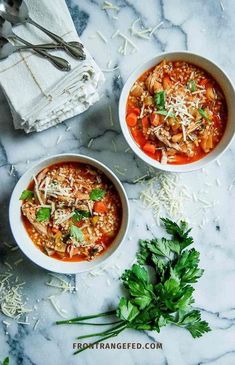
xmin=0 ymin=0 xmax=104 ymax=133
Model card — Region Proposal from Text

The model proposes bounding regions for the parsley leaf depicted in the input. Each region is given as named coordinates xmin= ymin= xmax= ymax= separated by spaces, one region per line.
xmin=176 ymin=310 xmax=211 ymax=338
xmin=154 ymin=91 xmax=166 ymax=110
xmin=116 ymin=298 xmax=139 ymax=322
xmin=89 ymin=188 xmax=106 ymax=201
xmin=19 ymin=190 xmax=34 ymax=200
xmin=198 ymin=108 xmax=211 ymax=121
xmin=36 ymin=207 xmax=51 ymax=222
xmin=161 ymin=218 xmax=193 ymax=250
xmin=70 ymin=225 xmax=84 ymax=242
xmin=73 ymin=210 xmax=91 ymax=222
xmin=174 ymin=249 xmax=204 ymax=283
xmin=188 ymin=80 xmax=196 ymax=92
xmin=156 ymin=110 xmax=175 ymax=117
xmin=121 ymin=264 xmax=154 ymax=309
xmin=2 ymin=358 xmax=9 ymax=365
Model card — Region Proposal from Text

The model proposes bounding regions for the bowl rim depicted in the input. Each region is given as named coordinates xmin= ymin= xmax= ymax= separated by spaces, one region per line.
xmin=9 ymin=153 xmax=130 ymax=274
xmin=119 ymin=50 xmax=235 ymax=173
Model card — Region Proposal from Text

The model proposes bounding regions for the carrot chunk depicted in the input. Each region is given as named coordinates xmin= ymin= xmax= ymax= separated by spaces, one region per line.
xmin=93 ymin=201 xmax=108 ymax=213
xmin=150 ymin=113 xmax=160 ymax=126
xmin=126 ymin=113 xmax=138 ymax=127
xmin=163 ymin=75 xmax=172 ymax=89
xmin=142 ymin=116 xmax=149 ymax=129
xmin=131 ymin=129 xmax=147 ymax=146
xmin=143 ymin=143 xmax=156 ymax=155
xmin=132 ymin=107 xmax=140 ymax=115
xmin=126 ymin=100 xmax=140 ymax=115
xmin=199 ymin=78 xmax=208 ymax=86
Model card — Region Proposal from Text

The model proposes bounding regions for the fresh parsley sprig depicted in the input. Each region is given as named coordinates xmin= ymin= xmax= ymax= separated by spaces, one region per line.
xmin=56 ymin=219 xmax=210 ymax=355
xmin=1 ymin=358 xmax=9 ymax=365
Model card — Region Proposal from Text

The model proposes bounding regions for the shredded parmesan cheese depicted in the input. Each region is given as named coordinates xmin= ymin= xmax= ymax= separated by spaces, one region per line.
xmin=33 ymin=175 xmax=44 ymax=206
xmin=46 ymin=273 xmax=75 ymax=293
xmin=102 ymin=1 xmax=120 ymax=11
xmin=33 ymin=319 xmax=40 ymax=330
xmin=109 ymin=105 xmax=114 ymax=126
xmin=220 ymin=0 xmax=224 ymax=11
xmin=112 ymin=139 xmax=117 ymax=152
xmin=56 ymin=135 xmax=62 ymax=145
xmin=96 ymin=30 xmax=108 ymax=43
xmin=48 ymin=296 xmax=68 ymax=318
xmin=9 ymin=165 xmax=15 ymax=176
xmin=101 ymin=66 xmax=120 ymax=73
xmin=140 ymin=173 xmax=189 ymax=224
xmin=0 ymin=270 xmax=32 ymax=320
xmin=88 ymin=138 xmax=94 ymax=148
xmin=111 ymin=29 xmax=120 ymax=39
xmin=131 ymin=18 xmax=163 ymax=39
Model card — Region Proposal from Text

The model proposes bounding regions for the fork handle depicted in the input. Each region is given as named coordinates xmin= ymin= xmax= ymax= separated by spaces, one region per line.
xmin=28 ymin=17 xmax=85 ymax=60
xmin=15 ymin=35 xmax=71 ymax=71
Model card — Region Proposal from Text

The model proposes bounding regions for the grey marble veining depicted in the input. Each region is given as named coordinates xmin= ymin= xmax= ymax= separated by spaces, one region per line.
xmin=0 ymin=0 xmax=235 ymax=364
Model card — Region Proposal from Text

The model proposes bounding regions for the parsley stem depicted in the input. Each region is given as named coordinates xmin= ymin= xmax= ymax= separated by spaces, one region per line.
xmin=56 ymin=310 xmax=116 ymax=325
xmin=73 ymin=327 xmax=127 ymax=355
xmin=76 ymin=322 xmax=126 ymax=340
xmin=65 ymin=321 xmax=122 ymax=326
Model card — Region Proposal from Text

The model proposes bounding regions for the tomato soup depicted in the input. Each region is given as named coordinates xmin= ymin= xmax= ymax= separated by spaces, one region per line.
xmin=126 ymin=60 xmax=227 ymax=164
xmin=20 ymin=162 xmax=122 ymax=262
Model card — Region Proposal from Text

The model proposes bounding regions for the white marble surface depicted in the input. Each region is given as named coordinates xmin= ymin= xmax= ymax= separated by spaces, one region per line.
xmin=0 ymin=0 xmax=235 ymax=364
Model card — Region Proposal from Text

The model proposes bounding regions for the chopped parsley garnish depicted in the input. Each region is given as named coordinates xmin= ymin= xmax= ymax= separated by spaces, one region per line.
xmin=198 ymin=108 xmax=210 ymax=121
xmin=90 ymin=188 xmax=106 ymax=201
xmin=57 ymin=218 xmax=211 ymax=355
xmin=188 ymin=80 xmax=196 ymax=92
xmin=36 ymin=207 xmax=51 ymax=222
xmin=73 ymin=210 xmax=91 ymax=222
xmin=2 ymin=358 xmax=9 ymax=365
xmin=19 ymin=190 xmax=34 ymax=200
xmin=70 ymin=225 xmax=84 ymax=242
xmin=156 ymin=110 xmax=175 ymax=117
xmin=154 ymin=91 xmax=166 ymax=110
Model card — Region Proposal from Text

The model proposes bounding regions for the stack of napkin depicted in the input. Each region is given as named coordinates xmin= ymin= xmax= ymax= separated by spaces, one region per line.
xmin=0 ymin=0 xmax=104 ymax=133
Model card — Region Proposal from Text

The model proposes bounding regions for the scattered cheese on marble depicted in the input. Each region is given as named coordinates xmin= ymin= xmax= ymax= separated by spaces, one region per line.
xmin=33 ymin=319 xmax=40 ymax=330
xmin=220 ymin=1 xmax=225 ymax=11
xmin=131 ymin=18 xmax=163 ymax=39
xmin=88 ymin=138 xmax=94 ymax=148
xmin=112 ymin=139 xmax=117 ymax=152
xmin=10 ymin=246 xmax=19 ymax=252
xmin=56 ymin=135 xmax=62 ymax=145
xmin=102 ymin=1 xmax=120 ymax=11
xmin=9 ymin=165 xmax=15 ymax=176
xmin=3 ymin=242 xmax=13 ymax=249
xmin=0 ymin=270 xmax=32 ymax=320
xmin=111 ymin=29 xmax=120 ymax=39
xmin=140 ymin=171 xmax=224 ymax=229
xmin=115 ymin=168 xmax=126 ymax=176
xmin=48 ymin=296 xmax=68 ymax=318
xmin=45 ymin=273 xmax=75 ymax=293
xmin=140 ymin=172 xmax=188 ymax=224
xmin=101 ymin=66 xmax=119 ymax=72
xmin=14 ymin=258 xmax=23 ymax=266
xmin=109 ymin=105 xmax=114 ymax=126
xmin=96 ymin=30 xmax=108 ymax=43
xmin=133 ymin=174 xmax=148 ymax=184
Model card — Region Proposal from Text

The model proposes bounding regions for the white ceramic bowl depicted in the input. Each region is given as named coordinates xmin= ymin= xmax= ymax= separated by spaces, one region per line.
xmin=9 ymin=154 xmax=130 ymax=274
xmin=119 ymin=51 xmax=235 ymax=172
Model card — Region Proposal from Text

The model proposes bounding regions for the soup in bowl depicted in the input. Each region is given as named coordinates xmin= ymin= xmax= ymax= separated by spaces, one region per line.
xmin=119 ymin=52 xmax=235 ymax=172
xmin=9 ymin=154 xmax=129 ymax=273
